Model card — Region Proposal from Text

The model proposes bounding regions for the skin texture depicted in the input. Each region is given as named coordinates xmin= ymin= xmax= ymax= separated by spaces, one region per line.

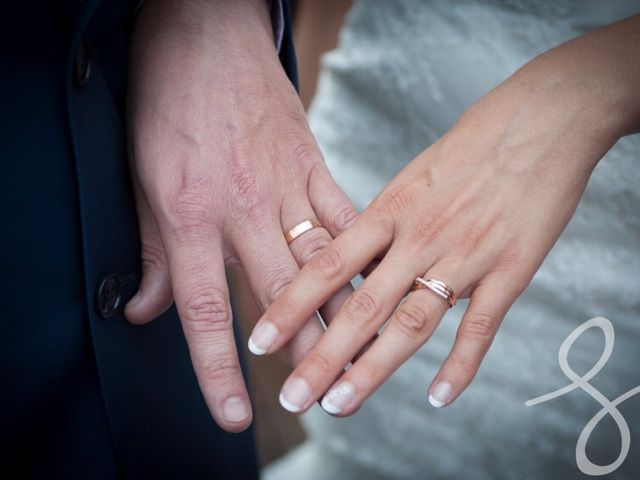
xmin=124 ymin=0 xmax=357 ymax=432
xmin=250 ymin=15 xmax=640 ymax=416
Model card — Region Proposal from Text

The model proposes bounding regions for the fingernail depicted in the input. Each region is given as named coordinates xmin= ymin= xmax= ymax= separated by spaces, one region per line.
xmin=321 ymin=382 xmax=355 ymax=415
xmin=279 ymin=377 xmax=311 ymax=413
xmin=248 ymin=321 xmax=278 ymax=355
xmin=429 ymin=381 xmax=453 ymax=408
xmin=222 ymin=396 xmax=249 ymax=423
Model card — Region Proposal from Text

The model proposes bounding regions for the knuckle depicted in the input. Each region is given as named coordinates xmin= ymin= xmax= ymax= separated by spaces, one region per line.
xmin=241 ymin=202 xmax=272 ymax=234
xmin=342 ymin=288 xmax=381 ymax=325
xmin=454 ymin=223 xmax=490 ymax=254
xmin=140 ymin=241 xmax=166 ymax=272
xmin=497 ymin=253 xmax=522 ymax=270
xmin=495 ymin=243 xmax=528 ymax=271
xmin=459 ymin=312 xmax=496 ymax=340
xmin=331 ymin=203 xmax=359 ymax=233
xmin=263 ymin=265 xmax=297 ymax=304
xmin=199 ymin=353 xmax=241 ymax=386
xmin=228 ymin=162 xmax=269 ymax=220
xmin=296 ymin=229 xmax=331 ymax=263
xmin=394 ymin=302 xmax=431 ymax=338
xmin=165 ymin=177 xmax=215 ymax=240
xmin=289 ymin=141 xmax=323 ymax=171
xmin=357 ymin=358 xmax=379 ymax=384
xmin=287 ymin=324 xmax=322 ymax=366
xmin=448 ymin=353 xmax=479 ymax=378
xmin=491 ymin=270 xmax=528 ymax=299
xmin=376 ymin=185 xmax=414 ymax=218
xmin=309 ymin=245 xmax=345 ymax=280
xmin=412 ymin=215 xmax=447 ymax=250
xmin=182 ymin=287 xmax=231 ymax=333
xmin=229 ymin=162 xmax=259 ymax=200
xmin=307 ymin=349 xmax=334 ymax=376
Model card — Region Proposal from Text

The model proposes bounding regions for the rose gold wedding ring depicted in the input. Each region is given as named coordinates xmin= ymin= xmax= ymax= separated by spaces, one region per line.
xmin=412 ymin=277 xmax=457 ymax=308
xmin=284 ymin=219 xmax=322 ymax=244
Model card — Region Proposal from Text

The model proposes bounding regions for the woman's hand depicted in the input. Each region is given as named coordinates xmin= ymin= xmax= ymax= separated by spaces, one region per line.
xmin=124 ymin=0 xmax=357 ymax=431
xmin=249 ymin=15 xmax=640 ymax=415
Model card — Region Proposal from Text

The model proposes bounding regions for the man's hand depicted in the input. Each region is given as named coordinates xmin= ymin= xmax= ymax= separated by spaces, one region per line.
xmin=124 ymin=0 xmax=356 ymax=432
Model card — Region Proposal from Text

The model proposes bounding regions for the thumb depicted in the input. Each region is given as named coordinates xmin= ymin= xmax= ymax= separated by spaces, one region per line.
xmin=125 ymin=181 xmax=173 ymax=325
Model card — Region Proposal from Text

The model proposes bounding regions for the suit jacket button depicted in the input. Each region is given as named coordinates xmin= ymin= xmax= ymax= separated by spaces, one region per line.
xmin=96 ymin=274 xmax=122 ymax=318
xmin=75 ymin=40 xmax=91 ymax=87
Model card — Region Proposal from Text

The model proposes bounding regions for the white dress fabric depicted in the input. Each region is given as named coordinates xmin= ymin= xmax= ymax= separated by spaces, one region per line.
xmin=265 ymin=1 xmax=640 ymax=479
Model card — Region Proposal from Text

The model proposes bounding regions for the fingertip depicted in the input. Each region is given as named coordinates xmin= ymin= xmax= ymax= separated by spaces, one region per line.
xmin=320 ymin=395 xmax=341 ymax=415
xmin=247 ymin=336 xmax=267 ymax=356
xmin=279 ymin=392 xmax=302 ymax=413
xmin=330 ymin=404 xmax=361 ymax=418
xmin=124 ymin=291 xmax=155 ymax=325
xmin=217 ymin=396 xmax=254 ymax=433
xmin=124 ymin=276 xmax=173 ymax=325
xmin=320 ymin=380 xmax=356 ymax=416
xmin=428 ymin=394 xmax=446 ymax=408
xmin=278 ymin=376 xmax=313 ymax=414
xmin=222 ymin=420 xmax=253 ymax=434
xmin=247 ymin=320 xmax=279 ymax=355
xmin=124 ymin=293 xmax=171 ymax=325
xmin=428 ymin=380 xmax=454 ymax=408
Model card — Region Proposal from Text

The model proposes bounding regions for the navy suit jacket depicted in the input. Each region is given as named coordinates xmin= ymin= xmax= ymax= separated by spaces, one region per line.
xmin=0 ymin=0 xmax=297 ymax=478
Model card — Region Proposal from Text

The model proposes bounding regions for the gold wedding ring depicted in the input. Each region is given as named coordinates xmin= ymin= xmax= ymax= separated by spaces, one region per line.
xmin=412 ymin=277 xmax=457 ymax=308
xmin=284 ymin=219 xmax=322 ymax=244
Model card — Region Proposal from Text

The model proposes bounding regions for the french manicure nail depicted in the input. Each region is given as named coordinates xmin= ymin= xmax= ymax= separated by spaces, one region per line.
xmin=222 ymin=396 xmax=249 ymax=423
xmin=279 ymin=377 xmax=311 ymax=413
xmin=321 ymin=382 xmax=355 ymax=415
xmin=248 ymin=321 xmax=278 ymax=355
xmin=429 ymin=381 xmax=453 ymax=408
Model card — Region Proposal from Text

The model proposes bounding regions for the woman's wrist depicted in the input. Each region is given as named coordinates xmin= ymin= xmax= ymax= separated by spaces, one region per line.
xmin=452 ymin=14 xmax=640 ymax=180
xmin=517 ymin=15 xmax=640 ymax=140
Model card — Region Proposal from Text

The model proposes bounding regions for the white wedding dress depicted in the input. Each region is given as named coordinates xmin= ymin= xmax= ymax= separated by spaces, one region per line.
xmin=265 ymin=1 xmax=640 ymax=479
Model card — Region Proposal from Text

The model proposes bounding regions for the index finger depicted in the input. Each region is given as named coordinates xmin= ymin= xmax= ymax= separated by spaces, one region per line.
xmin=248 ymin=216 xmax=392 ymax=355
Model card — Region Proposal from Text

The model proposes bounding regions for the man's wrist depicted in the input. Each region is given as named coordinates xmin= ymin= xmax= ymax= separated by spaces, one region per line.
xmin=138 ymin=0 xmax=279 ymax=59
